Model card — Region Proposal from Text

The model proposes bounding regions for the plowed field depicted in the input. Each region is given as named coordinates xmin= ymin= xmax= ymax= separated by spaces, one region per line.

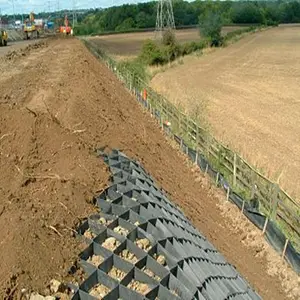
xmin=151 ymin=25 xmax=300 ymax=201
xmin=0 ymin=37 xmax=298 ymax=299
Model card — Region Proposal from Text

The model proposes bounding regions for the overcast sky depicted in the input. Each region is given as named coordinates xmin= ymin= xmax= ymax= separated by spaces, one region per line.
xmin=0 ymin=0 xmax=144 ymax=15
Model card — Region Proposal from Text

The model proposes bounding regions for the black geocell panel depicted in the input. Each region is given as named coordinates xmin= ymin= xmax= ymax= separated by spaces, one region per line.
xmin=72 ymin=150 xmax=262 ymax=300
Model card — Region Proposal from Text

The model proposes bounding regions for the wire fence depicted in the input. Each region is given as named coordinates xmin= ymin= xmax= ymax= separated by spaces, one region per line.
xmin=83 ymin=38 xmax=300 ymax=273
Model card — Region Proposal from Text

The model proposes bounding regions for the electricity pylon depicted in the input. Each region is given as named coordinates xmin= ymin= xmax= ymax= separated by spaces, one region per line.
xmin=155 ymin=0 xmax=176 ymax=39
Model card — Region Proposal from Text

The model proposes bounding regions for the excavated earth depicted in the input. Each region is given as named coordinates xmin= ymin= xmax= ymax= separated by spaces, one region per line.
xmin=0 ymin=37 xmax=298 ymax=299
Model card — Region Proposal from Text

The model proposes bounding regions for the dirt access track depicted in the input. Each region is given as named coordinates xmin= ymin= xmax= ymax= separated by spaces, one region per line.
xmin=151 ymin=24 xmax=300 ymax=202
xmin=0 ymin=37 xmax=298 ymax=299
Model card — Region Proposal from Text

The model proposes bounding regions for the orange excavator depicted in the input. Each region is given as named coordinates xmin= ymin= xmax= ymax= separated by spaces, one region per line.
xmin=59 ymin=15 xmax=73 ymax=35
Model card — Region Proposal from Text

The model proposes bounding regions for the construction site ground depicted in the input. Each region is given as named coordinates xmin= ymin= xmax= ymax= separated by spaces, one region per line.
xmin=0 ymin=37 xmax=299 ymax=299
xmin=0 ymin=40 xmax=39 ymax=57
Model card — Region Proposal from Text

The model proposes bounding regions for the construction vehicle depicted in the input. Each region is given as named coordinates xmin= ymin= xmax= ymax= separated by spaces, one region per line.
xmin=24 ymin=12 xmax=41 ymax=39
xmin=59 ymin=15 xmax=73 ymax=36
xmin=0 ymin=30 xmax=8 ymax=46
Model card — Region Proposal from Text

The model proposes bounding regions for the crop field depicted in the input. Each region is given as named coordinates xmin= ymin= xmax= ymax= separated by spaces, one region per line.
xmin=89 ymin=26 xmax=244 ymax=57
xmin=151 ymin=25 xmax=300 ymax=201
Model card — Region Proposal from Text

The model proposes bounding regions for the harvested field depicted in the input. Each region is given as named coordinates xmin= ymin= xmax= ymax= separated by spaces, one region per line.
xmin=0 ymin=37 xmax=298 ymax=299
xmin=151 ymin=24 xmax=300 ymax=202
xmin=89 ymin=26 xmax=244 ymax=57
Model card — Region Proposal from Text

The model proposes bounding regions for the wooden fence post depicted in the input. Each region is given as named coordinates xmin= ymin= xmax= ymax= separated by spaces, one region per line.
xmin=216 ymin=172 xmax=219 ymax=186
xmin=282 ymin=238 xmax=289 ymax=260
xmin=241 ymin=199 xmax=245 ymax=214
xmin=262 ymin=217 xmax=268 ymax=235
xmin=233 ymin=153 xmax=237 ymax=187
xmin=226 ymin=187 xmax=230 ymax=201
xmin=195 ymin=150 xmax=198 ymax=165
xmin=270 ymin=183 xmax=279 ymax=220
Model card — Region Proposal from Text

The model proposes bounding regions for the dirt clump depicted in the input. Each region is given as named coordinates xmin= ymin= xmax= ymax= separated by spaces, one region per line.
xmin=89 ymin=283 xmax=110 ymax=299
xmin=102 ymin=237 xmax=120 ymax=251
xmin=84 ymin=228 xmax=97 ymax=240
xmin=98 ymin=217 xmax=113 ymax=226
xmin=87 ymin=255 xmax=104 ymax=267
xmin=135 ymin=238 xmax=152 ymax=251
xmin=119 ymin=249 xmax=138 ymax=264
xmin=108 ymin=267 xmax=127 ymax=281
xmin=113 ymin=226 xmax=129 ymax=236
xmin=153 ymin=254 xmax=166 ymax=266
xmin=142 ymin=268 xmax=160 ymax=281
xmin=127 ymin=280 xmax=151 ymax=295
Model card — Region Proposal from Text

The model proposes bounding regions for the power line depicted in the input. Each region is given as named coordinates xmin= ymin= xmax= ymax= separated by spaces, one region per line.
xmin=72 ymin=0 xmax=77 ymax=27
xmin=155 ymin=0 xmax=175 ymax=39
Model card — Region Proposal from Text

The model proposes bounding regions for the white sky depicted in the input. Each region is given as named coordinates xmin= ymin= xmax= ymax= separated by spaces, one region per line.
xmin=0 ymin=0 xmax=145 ymax=15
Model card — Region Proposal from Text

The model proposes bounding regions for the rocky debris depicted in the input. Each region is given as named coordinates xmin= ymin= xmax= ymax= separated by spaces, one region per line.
xmin=128 ymin=279 xmax=151 ymax=295
xmin=135 ymin=238 xmax=151 ymax=251
xmin=153 ymin=254 xmax=166 ymax=266
xmin=89 ymin=283 xmax=110 ymax=299
xmin=171 ymin=289 xmax=179 ymax=297
xmin=102 ymin=237 xmax=120 ymax=251
xmin=98 ymin=217 xmax=113 ymax=226
xmin=50 ymin=279 xmax=64 ymax=293
xmin=87 ymin=254 xmax=104 ymax=267
xmin=113 ymin=226 xmax=129 ymax=236
xmin=119 ymin=249 xmax=138 ymax=264
xmin=29 ymin=293 xmax=55 ymax=300
xmin=142 ymin=268 xmax=160 ymax=281
xmin=83 ymin=228 xmax=96 ymax=240
xmin=108 ymin=266 xmax=127 ymax=281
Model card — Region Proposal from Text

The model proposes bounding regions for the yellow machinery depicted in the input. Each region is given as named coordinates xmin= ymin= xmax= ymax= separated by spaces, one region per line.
xmin=0 ymin=30 xmax=8 ymax=46
xmin=24 ymin=12 xmax=39 ymax=39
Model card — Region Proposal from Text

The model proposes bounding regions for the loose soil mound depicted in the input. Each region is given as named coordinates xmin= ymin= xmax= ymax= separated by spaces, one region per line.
xmin=0 ymin=37 xmax=297 ymax=299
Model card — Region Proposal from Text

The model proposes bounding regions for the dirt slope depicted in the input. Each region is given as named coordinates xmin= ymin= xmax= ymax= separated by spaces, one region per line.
xmin=151 ymin=25 xmax=300 ymax=201
xmin=0 ymin=37 xmax=297 ymax=299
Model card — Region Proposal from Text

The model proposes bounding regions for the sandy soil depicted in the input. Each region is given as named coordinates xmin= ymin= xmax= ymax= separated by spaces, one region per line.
xmin=151 ymin=25 xmax=300 ymax=200
xmin=0 ymin=40 xmax=41 ymax=57
xmin=0 ymin=37 xmax=298 ymax=299
xmin=89 ymin=26 xmax=244 ymax=56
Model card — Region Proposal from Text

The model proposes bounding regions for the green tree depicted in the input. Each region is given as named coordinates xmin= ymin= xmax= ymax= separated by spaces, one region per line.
xmin=115 ymin=17 xmax=135 ymax=31
xmin=199 ymin=5 xmax=223 ymax=46
xmin=230 ymin=3 xmax=265 ymax=24
xmin=139 ymin=39 xmax=166 ymax=65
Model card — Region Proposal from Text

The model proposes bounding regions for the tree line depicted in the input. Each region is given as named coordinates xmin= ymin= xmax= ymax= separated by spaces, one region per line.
xmin=75 ymin=0 xmax=300 ymax=35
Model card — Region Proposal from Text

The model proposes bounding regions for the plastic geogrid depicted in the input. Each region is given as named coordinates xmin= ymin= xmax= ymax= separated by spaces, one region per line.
xmin=72 ymin=150 xmax=262 ymax=300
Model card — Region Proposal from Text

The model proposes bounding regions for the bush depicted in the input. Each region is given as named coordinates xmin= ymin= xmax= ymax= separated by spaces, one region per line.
xmin=139 ymin=39 xmax=166 ymax=65
xmin=162 ymin=29 xmax=177 ymax=46
xmin=117 ymin=59 xmax=148 ymax=83
xmin=162 ymin=43 xmax=182 ymax=63
xmin=199 ymin=8 xmax=224 ymax=47
xmin=181 ymin=40 xmax=207 ymax=55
